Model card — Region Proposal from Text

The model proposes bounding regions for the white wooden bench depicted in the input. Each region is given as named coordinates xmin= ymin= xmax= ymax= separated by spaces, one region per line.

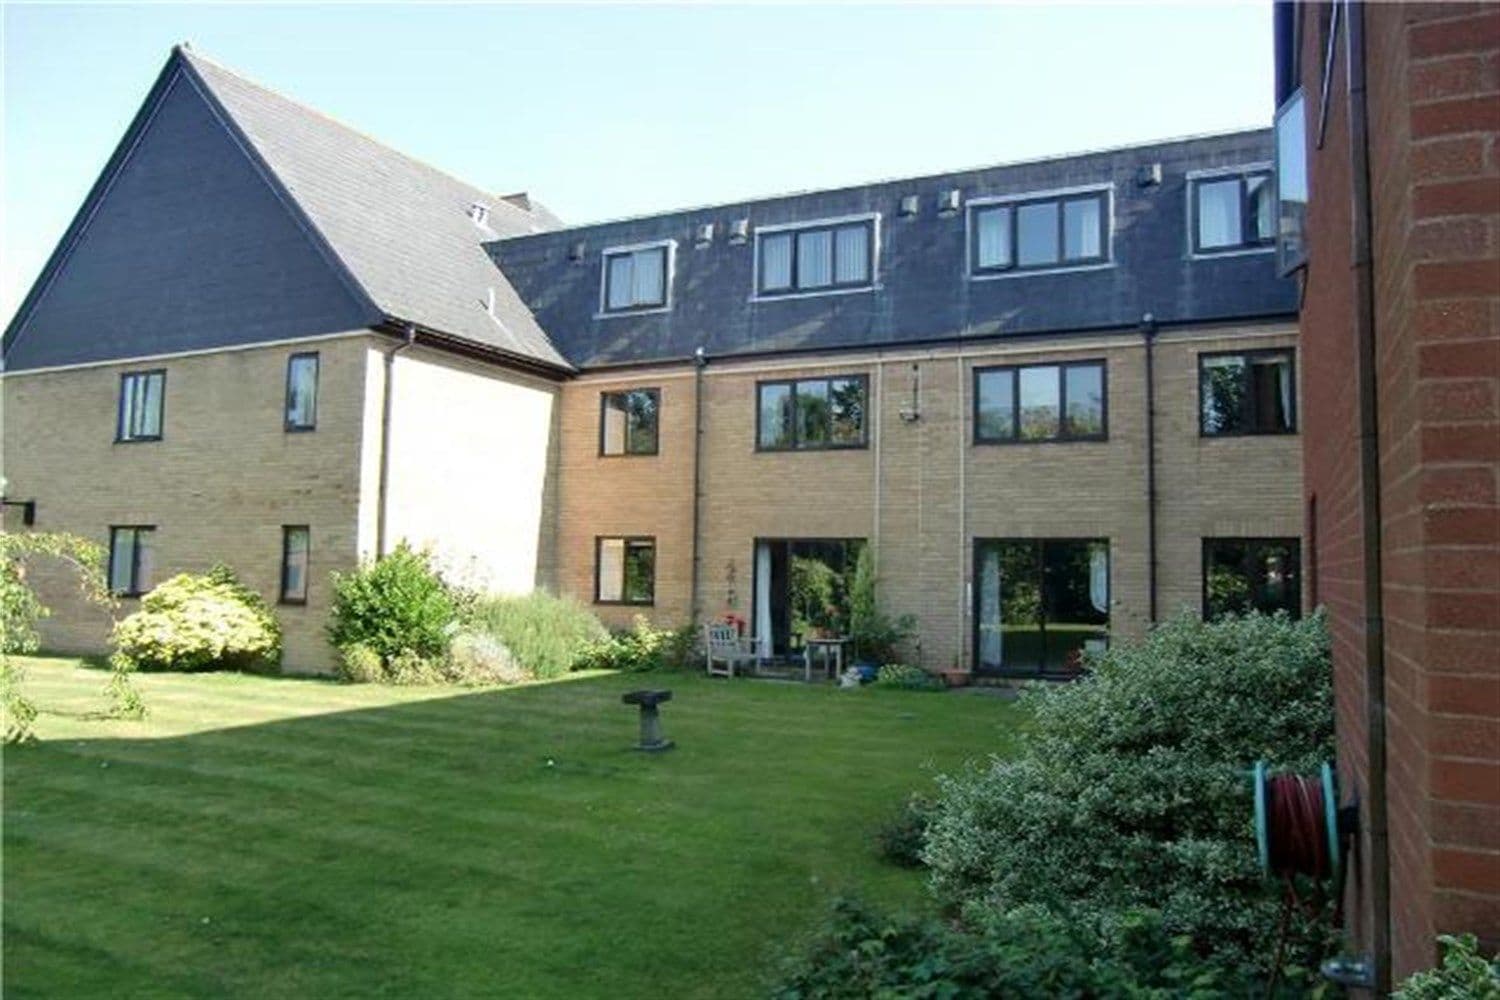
xmin=704 ymin=623 xmax=758 ymax=678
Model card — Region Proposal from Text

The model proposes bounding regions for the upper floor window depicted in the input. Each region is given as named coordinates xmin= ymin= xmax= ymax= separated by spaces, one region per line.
xmin=1275 ymin=89 xmax=1309 ymax=274
xmin=116 ymin=370 xmax=165 ymax=442
xmin=600 ymin=388 xmax=660 ymax=456
xmin=285 ymin=352 xmax=319 ymax=431
xmin=108 ymin=525 xmax=155 ymax=597
xmin=969 ymin=188 xmax=1109 ymax=275
xmin=1200 ymin=350 xmax=1296 ymax=436
xmin=601 ymin=242 xmax=671 ymax=314
xmin=974 ymin=361 xmax=1107 ymax=443
xmin=1203 ymin=537 xmax=1301 ymax=619
xmin=1191 ymin=170 xmax=1275 ymax=254
xmin=280 ymin=525 xmax=310 ymax=605
xmin=757 ymin=375 xmax=867 ymax=451
xmin=596 ymin=536 xmax=655 ymax=605
xmin=756 ymin=217 xmax=875 ymax=297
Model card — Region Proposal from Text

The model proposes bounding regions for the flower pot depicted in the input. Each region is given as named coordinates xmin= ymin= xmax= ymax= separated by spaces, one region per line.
xmin=940 ymin=669 xmax=971 ymax=688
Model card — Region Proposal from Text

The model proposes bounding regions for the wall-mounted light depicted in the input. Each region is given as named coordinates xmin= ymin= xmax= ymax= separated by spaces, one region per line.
xmin=568 ymin=241 xmax=586 ymax=262
xmin=898 ymin=194 xmax=920 ymax=218
xmin=1137 ymin=163 xmax=1163 ymax=187
xmin=694 ymin=223 xmax=715 ymax=248
xmin=728 ymin=219 xmax=750 ymax=245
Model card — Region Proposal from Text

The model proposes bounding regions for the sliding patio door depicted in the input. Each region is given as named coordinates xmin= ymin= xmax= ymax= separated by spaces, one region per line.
xmin=752 ymin=539 xmax=865 ymax=657
xmin=974 ymin=538 xmax=1109 ymax=678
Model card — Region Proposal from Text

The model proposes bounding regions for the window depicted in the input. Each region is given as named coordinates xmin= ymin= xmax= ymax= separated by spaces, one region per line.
xmin=280 ymin=526 xmax=310 ymax=605
xmin=108 ymin=526 xmax=155 ymax=597
xmin=1275 ymin=89 xmax=1309 ymax=274
xmin=595 ymin=536 xmax=655 ymax=605
xmin=116 ymin=370 xmax=165 ymax=442
xmin=1203 ymin=538 xmax=1301 ymax=619
xmin=285 ymin=352 xmax=319 ymax=431
xmin=756 ymin=218 xmax=874 ymax=296
xmin=1191 ymin=171 xmax=1275 ymax=253
xmin=969 ymin=189 xmax=1109 ymax=275
xmin=756 ymin=376 xmax=867 ymax=450
xmin=974 ymin=361 xmax=1106 ymax=443
xmin=1200 ymin=351 xmax=1296 ymax=435
xmin=601 ymin=243 xmax=670 ymax=313
xmin=600 ymin=388 xmax=660 ymax=456
xmin=974 ymin=538 xmax=1110 ymax=678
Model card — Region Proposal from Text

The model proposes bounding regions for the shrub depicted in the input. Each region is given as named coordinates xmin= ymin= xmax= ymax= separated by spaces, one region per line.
xmin=847 ymin=547 xmax=915 ymax=664
xmin=922 ymin=611 xmax=1335 ymax=978
xmin=775 ymin=897 xmax=1257 ymax=999
xmin=577 ymin=617 xmax=695 ymax=673
xmin=1394 ymin=935 xmax=1500 ymax=1000
xmin=336 ymin=643 xmax=386 ymax=684
xmin=876 ymin=794 xmax=934 ymax=868
xmin=445 ymin=630 xmax=529 ymax=685
xmin=112 ymin=564 xmax=281 ymax=673
xmin=327 ymin=544 xmax=455 ymax=664
xmin=464 ymin=590 xmax=607 ymax=679
xmin=873 ymin=663 xmax=942 ymax=691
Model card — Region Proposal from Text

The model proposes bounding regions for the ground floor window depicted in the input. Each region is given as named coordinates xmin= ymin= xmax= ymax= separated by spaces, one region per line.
xmin=280 ymin=526 xmax=310 ymax=605
xmin=108 ymin=526 xmax=156 ymax=597
xmin=751 ymin=538 xmax=865 ymax=657
xmin=1202 ymin=537 xmax=1300 ymax=619
xmin=974 ymin=538 xmax=1109 ymax=678
xmin=595 ymin=536 xmax=655 ymax=605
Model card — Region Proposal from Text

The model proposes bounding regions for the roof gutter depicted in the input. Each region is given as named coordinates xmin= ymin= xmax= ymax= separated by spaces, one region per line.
xmin=371 ymin=317 xmax=574 ymax=382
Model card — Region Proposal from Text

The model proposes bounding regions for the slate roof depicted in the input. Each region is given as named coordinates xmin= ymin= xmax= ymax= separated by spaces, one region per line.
xmin=489 ymin=130 xmax=1297 ymax=369
xmin=4 ymin=47 xmax=570 ymax=373
xmin=179 ymin=50 xmax=570 ymax=370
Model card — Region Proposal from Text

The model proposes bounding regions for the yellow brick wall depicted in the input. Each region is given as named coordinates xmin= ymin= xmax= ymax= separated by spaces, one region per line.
xmin=0 ymin=334 xmax=373 ymax=672
xmin=554 ymin=322 xmax=1302 ymax=672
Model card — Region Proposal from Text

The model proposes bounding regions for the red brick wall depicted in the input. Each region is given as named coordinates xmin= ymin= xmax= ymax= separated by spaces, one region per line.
xmin=1300 ymin=1 xmax=1500 ymax=982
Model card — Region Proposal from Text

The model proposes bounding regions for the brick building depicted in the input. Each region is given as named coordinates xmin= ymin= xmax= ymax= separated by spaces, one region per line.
xmin=1274 ymin=0 xmax=1499 ymax=988
xmin=3 ymin=46 xmax=1302 ymax=683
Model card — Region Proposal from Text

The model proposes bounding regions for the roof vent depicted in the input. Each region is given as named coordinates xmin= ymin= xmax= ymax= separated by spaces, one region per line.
xmin=568 ymin=241 xmax=586 ymax=262
xmin=1137 ymin=163 xmax=1163 ymax=187
xmin=728 ymin=219 xmax=750 ymax=245
xmin=467 ymin=203 xmax=490 ymax=226
xmin=898 ymin=195 xmax=920 ymax=218
xmin=500 ymin=191 xmax=534 ymax=213
xmin=937 ymin=189 xmax=961 ymax=217
xmin=695 ymin=222 xmax=715 ymax=248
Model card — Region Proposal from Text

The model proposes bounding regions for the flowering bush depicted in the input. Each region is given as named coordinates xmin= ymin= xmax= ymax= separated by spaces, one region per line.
xmin=112 ymin=564 xmax=281 ymax=673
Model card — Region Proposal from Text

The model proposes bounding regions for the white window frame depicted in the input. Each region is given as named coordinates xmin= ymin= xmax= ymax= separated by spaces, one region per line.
xmin=596 ymin=239 xmax=676 ymax=319
xmin=1185 ymin=163 xmax=1277 ymax=260
xmin=750 ymin=212 xmax=881 ymax=302
xmin=965 ymin=183 xmax=1116 ymax=281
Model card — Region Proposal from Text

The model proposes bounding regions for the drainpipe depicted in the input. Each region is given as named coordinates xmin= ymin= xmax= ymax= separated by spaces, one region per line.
xmin=689 ymin=346 xmax=707 ymax=624
xmin=1348 ymin=3 xmax=1391 ymax=991
xmin=376 ymin=323 xmax=417 ymax=558
xmin=1141 ymin=313 xmax=1159 ymax=623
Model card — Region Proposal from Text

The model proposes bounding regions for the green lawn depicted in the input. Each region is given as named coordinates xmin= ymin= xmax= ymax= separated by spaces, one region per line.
xmin=3 ymin=657 xmax=1024 ymax=999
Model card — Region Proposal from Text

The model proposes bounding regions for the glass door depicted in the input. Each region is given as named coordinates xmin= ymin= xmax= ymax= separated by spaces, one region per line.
xmin=974 ymin=538 xmax=1110 ymax=678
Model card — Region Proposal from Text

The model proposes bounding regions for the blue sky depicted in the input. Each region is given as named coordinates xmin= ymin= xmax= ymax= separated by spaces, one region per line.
xmin=1 ymin=3 xmax=1274 ymax=326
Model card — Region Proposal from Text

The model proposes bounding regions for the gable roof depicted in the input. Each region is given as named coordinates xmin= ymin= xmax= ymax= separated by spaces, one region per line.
xmin=4 ymin=46 xmax=571 ymax=374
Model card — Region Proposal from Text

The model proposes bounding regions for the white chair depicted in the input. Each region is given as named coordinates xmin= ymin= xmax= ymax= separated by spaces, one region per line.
xmin=704 ymin=623 xmax=758 ymax=678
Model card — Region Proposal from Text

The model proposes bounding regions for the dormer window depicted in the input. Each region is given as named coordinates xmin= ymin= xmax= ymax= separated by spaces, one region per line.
xmin=1189 ymin=168 xmax=1275 ymax=255
xmin=600 ymin=241 xmax=672 ymax=315
xmin=968 ymin=187 xmax=1111 ymax=277
xmin=754 ymin=215 xmax=877 ymax=298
